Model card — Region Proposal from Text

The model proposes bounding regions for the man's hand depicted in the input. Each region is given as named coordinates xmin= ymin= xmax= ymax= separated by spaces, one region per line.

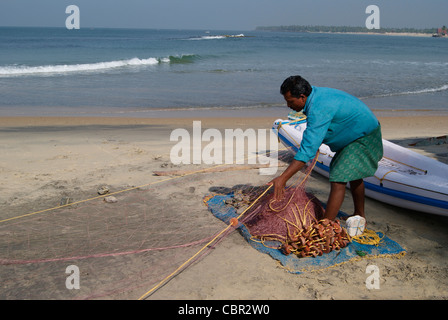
xmin=267 ymin=159 xmax=307 ymax=200
xmin=267 ymin=176 xmax=288 ymax=200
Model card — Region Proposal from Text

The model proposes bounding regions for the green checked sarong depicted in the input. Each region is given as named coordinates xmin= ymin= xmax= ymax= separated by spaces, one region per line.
xmin=329 ymin=125 xmax=383 ymax=182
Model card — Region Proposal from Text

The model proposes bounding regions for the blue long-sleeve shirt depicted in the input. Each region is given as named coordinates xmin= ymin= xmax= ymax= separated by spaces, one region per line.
xmin=294 ymin=86 xmax=380 ymax=163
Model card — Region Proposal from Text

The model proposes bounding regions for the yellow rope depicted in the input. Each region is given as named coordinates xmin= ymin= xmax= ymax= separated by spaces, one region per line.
xmin=351 ymin=228 xmax=385 ymax=246
xmin=4 ymin=122 xmax=300 ymax=225
xmin=2 ymin=146 xmax=289 ymax=225
xmin=137 ymin=184 xmax=273 ymax=300
xmin=0 ymin=162 xmax=231 ymax=224
xmin=276 ymin=121 xmax=389 ymax=249
xmin=7 ymin=118 xmax=390 ymax=297
xmin=268 ymin=148 xmax=319 ymax=213
xmin=382 ymin=156 xmax=427 ymax=174
xmin=0 ymin=134 xmax=289 ymax=300
xmin=377 ymin=169 xmax=397 ymax=184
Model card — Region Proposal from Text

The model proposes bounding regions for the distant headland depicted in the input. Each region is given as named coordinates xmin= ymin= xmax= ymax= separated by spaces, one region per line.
xmin=255 ymin=25 xmax=447 ymax=38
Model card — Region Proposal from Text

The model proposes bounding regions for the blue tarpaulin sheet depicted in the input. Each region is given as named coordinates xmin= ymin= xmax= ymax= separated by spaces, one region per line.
xmin=205 ymin=193 xmax=406 ymax=273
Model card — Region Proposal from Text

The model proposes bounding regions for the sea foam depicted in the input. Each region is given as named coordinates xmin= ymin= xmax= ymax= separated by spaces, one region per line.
xmin=187 ymin=34 xmax=245 ymax=40
xmin=0 ymin=57 xmax=162 ymax=77
xmin=365 ymin=84 xmax=448 ymax=99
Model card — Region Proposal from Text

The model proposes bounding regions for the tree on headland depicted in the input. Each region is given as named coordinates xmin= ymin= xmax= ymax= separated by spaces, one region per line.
xmin=255 ymin=25 xmax=437 ymax=35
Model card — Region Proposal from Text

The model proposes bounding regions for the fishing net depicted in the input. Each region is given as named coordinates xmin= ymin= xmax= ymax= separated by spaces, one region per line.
xmin=209 ymin=155 xmax=350 ymax=260
xmin=0 ymin=128 xmax=402 ymax=300
xmin=0 ymin=174 xmax=225 ymax=299
xmin=1 ymin=140 xmax=319 ymax=300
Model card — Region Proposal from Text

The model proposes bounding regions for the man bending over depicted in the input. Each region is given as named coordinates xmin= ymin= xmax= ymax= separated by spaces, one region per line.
xmin=269 ymin=75 xmax=383 ymax=221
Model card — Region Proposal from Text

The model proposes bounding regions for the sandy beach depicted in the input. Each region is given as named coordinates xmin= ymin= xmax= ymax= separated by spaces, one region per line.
xmin=0 ymin=114 xmax=447 ymax=300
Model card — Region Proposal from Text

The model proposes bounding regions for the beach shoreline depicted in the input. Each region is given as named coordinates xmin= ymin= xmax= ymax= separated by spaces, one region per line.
xmin=1 ymin=112 xmax=448 ymax=125
xmin=1 ymin=114 xmax=448 ymax=141
xmin=1 ymin=114 xmax=447 ymax=300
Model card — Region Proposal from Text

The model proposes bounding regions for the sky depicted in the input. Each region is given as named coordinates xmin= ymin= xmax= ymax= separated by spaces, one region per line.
xmin=0 ymin=0 xmax=447 ymax=31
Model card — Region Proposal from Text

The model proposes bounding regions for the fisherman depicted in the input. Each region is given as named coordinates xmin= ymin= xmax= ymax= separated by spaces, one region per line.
xmin=269 ymin=75 xmax=383 ymax=221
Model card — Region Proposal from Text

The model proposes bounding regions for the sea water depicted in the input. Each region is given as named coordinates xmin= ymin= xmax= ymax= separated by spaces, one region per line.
xmin=0 ymin=27 xmax=447 ymax=117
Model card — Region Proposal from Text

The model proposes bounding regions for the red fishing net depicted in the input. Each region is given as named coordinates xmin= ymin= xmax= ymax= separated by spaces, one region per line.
xmin=235 ymin=156 xmax=351 ymax=258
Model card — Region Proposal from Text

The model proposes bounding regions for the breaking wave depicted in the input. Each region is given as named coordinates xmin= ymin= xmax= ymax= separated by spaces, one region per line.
xmin=0 ymin=54 xmax=200 ymax=77
xmin=187 ymin=34 xmax=246 ymax=40
xmin=363 ymin=84 xmax=448 ymax=99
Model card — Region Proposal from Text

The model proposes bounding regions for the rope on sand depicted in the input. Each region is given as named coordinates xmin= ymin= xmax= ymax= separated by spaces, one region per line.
xmin=1 ymin=147 xmax=287 ymax=224
xmin=137 ymin=184 xmax=273 ymax=300
xmin=0 ymin=163 xmax=233 ymax=224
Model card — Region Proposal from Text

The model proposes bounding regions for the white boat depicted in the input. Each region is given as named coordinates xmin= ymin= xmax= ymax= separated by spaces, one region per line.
xmin=272 ymin=117 xmax=448 ymax=217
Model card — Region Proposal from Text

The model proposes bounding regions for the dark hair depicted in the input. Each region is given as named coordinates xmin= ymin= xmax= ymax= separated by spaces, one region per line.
xmin=280 ymin=75 xmax=312 ymax=97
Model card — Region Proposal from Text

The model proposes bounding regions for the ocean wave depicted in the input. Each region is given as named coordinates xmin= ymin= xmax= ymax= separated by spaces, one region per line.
xmin=166 ymin=54 xmax=201 ymax=64
xmin=187 ymin=34 xmax=246 ymax=40
xmin=370 ymin=60 xmax=448 ymax=67
xmin=0 ymin=54 xmax=200 ymax=77
xmin=363 ymin=84 xmax=448 ymax=99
